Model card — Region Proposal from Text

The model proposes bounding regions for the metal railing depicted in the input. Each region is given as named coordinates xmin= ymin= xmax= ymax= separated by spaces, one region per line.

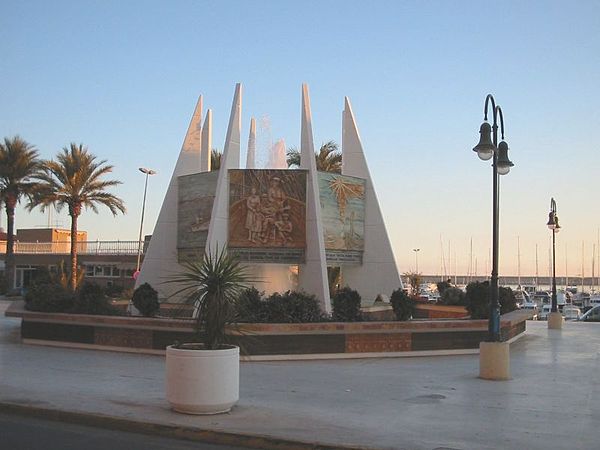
xmin=0 ymin=240 xmax=144 ymax=255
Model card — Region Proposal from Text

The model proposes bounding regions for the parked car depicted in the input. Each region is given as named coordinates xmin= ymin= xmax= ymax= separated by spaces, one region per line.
xmin=578 ymin=305 xmax=600 ymax=322
xmin=520 ymin=301 xmax=539 ymax=320
xmin=539 ymin=304 xmax=552 ymax=321
xmin=562 ymin=304 xmax=581 ymax=320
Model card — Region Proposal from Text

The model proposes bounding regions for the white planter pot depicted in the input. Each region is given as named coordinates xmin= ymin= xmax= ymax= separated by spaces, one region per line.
xmin=166 ymin=344 xmax=239 ymax=414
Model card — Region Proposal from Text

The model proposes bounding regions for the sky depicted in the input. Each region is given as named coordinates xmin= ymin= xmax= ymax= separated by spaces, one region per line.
xmin=1 ymin=0 xmax=600 ymax=278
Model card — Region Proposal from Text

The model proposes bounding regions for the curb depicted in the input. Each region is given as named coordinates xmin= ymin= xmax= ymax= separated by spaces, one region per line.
xmin=0 ymin=402 xmax=378 ymax=450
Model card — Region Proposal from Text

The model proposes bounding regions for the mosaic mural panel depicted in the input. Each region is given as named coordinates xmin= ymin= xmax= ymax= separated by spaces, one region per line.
xmin=229 ymin=169 xmax=307 ymax=249
xmin=318 ymin=172 xmax=365 ymax=251
xmin=177 ymin=171 xmax=218 ymax=261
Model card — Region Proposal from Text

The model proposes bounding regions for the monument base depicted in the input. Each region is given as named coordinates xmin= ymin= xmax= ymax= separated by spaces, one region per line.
xmin=479 ymin=341 xmax=510 ymax=380
xmin=547 ymin=311 xmax=563 ymax=329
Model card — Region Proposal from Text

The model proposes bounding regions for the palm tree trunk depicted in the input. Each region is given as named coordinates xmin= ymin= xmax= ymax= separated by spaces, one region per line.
xmin=69 ymin=205 xmax=81 ymax=292
xmin=5 ymin=201 xmax=15 ymax=293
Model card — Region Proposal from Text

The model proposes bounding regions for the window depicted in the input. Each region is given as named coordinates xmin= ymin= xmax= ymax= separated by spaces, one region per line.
xmin=86 ymin=265 xmax=121 ymax=278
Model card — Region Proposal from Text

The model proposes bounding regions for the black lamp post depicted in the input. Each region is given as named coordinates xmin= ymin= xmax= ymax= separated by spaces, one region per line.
xmin=413 ymin=248 xmax=420 ymax=273
xmin=473 ymin=94 xmax=514 ymax=342
xmin=547 ymin=198 xmax=561 ymax=313
xmin=136 ymin=167 xmax=157 ymax=273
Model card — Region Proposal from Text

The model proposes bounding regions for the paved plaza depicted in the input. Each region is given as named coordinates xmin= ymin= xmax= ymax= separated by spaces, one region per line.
xmin=1 ymin=299 xmax=598 ymax=450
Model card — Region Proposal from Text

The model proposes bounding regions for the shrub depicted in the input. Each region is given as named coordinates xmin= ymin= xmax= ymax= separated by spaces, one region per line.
xmin=0 ymin=272 xmax=8 ymax=295
xmin=436 ymin=280 xmax=452 ymax=297
xmin=332 ymin=287 xmax=362 ymax=321
xmin=439 ymin=287 xmax=466 ymax=306
xmin=132 ymin=283 xmax=160 ymax=317
xmin=71 ymin=282 xmax=120 ymax=315
xmin=465 ymin=281 xmax=518 ymax=319
xmin=499 ymin=286 xmax=518 ymax=314
xmin=24 ymin=282 xmax=74 ymax=313
xmin=104 ymin=283 xmax=125 ymax=298
xmin=263 ymin=290 xmax=325 ymax=323
xmin=390 ymin=288 xmax=414 ymax=321
xmin=236 ymin=287 xmax=267 ymax=322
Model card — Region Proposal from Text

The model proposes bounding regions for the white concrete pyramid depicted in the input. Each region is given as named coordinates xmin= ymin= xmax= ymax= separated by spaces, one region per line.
xmin=341 ymin=97 xmax=402 ymax=301
xmin=297 ymin=84 xmax=331 ymax=313
xmin=246 ymin=117 xmax=256 ymax=169
xmin=206 ymin=83 xmax=242 ymax=250
xmin=136 ymin=96 xmax=203 ymax=297
xmin=200 ymin=109 xmax=212 ymax=172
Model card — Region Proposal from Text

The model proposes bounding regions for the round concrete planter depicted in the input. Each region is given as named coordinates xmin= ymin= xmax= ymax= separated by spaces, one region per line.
xmin=166 ymin=344 xmax=239 ymax=414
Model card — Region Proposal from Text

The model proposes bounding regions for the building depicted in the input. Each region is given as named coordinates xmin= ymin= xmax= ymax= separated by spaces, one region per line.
xmin=0 ymin=228 xmax=145 ymax=292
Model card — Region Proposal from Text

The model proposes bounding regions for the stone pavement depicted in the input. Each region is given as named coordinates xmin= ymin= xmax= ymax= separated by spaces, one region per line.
xmin=1 ymin=299 xmax=598 ymax=450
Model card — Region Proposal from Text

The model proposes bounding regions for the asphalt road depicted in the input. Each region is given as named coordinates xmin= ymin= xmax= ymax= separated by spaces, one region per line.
xmin=0 ymin=412 xmax=248 ymax=450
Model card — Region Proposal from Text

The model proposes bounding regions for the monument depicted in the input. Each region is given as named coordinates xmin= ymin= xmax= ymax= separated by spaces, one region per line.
xmin=136 ymin=83 xmax=402 ymax=312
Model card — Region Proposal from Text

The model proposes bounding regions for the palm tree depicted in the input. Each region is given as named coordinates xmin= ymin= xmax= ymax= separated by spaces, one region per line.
xmin=211 ymin=149 xmax=222 ymax=171
xmin=0 ymin=136 xmax=40 ymax=293
xmin=286 ymin=141 xmax=342 ymax=173
xmin=29 ymin=143 xmax=126 ymax=291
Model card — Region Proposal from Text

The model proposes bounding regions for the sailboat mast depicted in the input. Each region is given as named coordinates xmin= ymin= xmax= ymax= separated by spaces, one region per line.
xmin=592 ymin=244 xmax=596 ymax=294
xmin=581 ymin=241 xmax=585 ymax=293
xmin=565 ymin=243 xmax=569 ymax=289
xmin=535 ymin=244 xmax=539 ymax=291
xmin=517 ymin=236 xmax=521 ymax=288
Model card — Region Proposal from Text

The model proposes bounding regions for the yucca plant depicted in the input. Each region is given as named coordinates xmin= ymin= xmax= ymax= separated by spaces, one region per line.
xmin=165 ymin=247 xmax=250 ymax=350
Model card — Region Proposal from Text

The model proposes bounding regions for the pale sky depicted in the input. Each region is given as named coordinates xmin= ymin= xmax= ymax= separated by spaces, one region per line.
xmin=1 ymin=1 xmax=599 ymax=277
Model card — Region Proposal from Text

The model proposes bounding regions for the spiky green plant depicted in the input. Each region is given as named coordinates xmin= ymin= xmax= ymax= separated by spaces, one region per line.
xmin=165 ymin=247 xmax=250 ymax=350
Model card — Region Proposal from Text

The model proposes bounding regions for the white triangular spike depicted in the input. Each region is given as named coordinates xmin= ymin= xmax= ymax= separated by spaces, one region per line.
xmin=207 ymin=83 xmax=242 ymax=250
xmin=200 ymin=109 xmax=212 ymax=172
xmin=246 ymin=117 xmax=256 ymax=169
xmin=297 ymin=84 xmax=331 ymax=313
xmin=136 ymin=96 xmax=203 ymax=298
xmin=341 ymin=96 xmax=403 ymax=303
xmin=182 ymin=95 xmax=203 ymax=154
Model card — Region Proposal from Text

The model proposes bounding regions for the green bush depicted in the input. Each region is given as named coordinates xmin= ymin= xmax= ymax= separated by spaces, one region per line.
xmin=104 ymin=283 xmax=125 ymax=298
xmin=132 ymin=283 xmax=160 ymax=317
xmin=390 ymin=288 xmax=414 ymax=321
xmin=24 ymin=282 xmax=74 ymax=313
xmin=71 ymin=282 xmax=120 ymax=316
xmin=499 ymin=286 xmax=518 ymax=314
xmin=439 ymin=287 xmax=466 ymax=306
xmin=465 ymin=281 xmax=518 ymax=319
xmin=0 ymin=272 xmax=7 ymax=295
xmin=263 ymin=290 xmax=325 ymax=323
xmin=332 ymin=287 xmax=362 ymax=321
xmin=436 ymin=280 xmax=452 ymax=297
xmin=236 ymin=287 xmax=267 ymax=322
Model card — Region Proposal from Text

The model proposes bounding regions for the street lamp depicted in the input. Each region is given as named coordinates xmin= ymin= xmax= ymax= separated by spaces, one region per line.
xmin=547 ymin=197 xmax=563 ymax=329
xmin=136 ymin=167 xmax=157 ymax=274
xmin=413 ymin=248 xmax=420 ymax=273
xmin=473 ymin=94 xmax=514 ymax=343
xmin=473 ymin=94 xmax=514 ymax=381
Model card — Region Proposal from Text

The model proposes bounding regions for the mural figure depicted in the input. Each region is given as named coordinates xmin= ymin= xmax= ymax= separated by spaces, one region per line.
xmin=229 ymin=169 xmax=306 ymax=249
xmin=245 ymin=187 xmax=262 ymax=243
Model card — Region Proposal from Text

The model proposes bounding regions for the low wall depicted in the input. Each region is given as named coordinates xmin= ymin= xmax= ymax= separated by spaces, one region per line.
xmin=5 ymin=301 xmax=531 ymax=360
xmin=413 ymin=304 xmax=469 ymax=319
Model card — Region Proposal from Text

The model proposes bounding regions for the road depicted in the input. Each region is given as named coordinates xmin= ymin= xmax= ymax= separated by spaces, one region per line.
xmin=0 ymin=412 xmax=249 ymax=450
